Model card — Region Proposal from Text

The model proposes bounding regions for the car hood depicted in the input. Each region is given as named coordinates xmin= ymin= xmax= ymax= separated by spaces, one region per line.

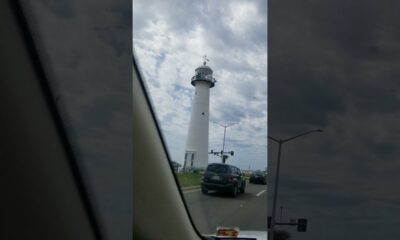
xmin=204 ymin=230 xmax=268 ymax=240
xmin=237 ymin=231 xmax=268 ymax=239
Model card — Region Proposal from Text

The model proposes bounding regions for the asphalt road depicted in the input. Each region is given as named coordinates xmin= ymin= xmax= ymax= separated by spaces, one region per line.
xmin=182 ymin=183 xmax=268 ymax=235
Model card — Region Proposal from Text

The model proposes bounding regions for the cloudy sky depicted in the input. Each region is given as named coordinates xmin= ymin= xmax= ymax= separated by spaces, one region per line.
xmin=269 ymin=1 xmax=400 ymax=239
xmin=133 ymin=0 xmax=268 ymax=171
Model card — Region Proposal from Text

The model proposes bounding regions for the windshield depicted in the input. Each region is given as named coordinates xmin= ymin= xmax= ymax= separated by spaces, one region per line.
xmin=207 ymin=164 xmax=229 ymax=174
xmin=133 ymin=0 xmax=267 ymax=236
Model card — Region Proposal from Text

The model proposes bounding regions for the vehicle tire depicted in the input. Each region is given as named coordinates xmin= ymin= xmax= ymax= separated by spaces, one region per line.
xmin=202 ymin=188 xmax=208 ymax=194
xmin=232 ymin=185 xmax=238 ymax=197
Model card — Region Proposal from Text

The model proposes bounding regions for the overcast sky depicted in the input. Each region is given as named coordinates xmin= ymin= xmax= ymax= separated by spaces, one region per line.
xmin=133 ymin=0 xmax=267 ymax=171
xmin=269 ymin=1 xmax=400 ymax=239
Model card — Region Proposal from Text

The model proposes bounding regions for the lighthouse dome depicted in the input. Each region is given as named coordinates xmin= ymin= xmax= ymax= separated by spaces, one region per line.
xmin=191 ymin=64 xmax=216 ymax=88
xmin=195 ymin=64 xmax=213 ymax=75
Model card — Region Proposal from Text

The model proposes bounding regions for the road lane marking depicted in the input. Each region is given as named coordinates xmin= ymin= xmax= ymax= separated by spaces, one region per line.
xmin=256 ymin=189 xmax=266 ymax=197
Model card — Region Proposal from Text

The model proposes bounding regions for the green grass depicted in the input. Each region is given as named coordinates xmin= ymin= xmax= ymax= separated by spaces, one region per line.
xmin=176 ymin=172 xmax=203 ymax=188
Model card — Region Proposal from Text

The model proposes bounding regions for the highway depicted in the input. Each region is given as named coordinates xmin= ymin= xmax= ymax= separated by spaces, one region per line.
xmin=182 ymin=183 xmax=268 ymax=235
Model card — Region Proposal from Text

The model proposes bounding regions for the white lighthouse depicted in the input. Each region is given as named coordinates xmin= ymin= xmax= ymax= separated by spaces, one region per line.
xmin=184 ymin=57 xmax=216 ymax=170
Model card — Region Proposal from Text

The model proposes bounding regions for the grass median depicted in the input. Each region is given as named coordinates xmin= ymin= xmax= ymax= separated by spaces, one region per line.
xmin=176 ymin=172 xmax=202 ymax=188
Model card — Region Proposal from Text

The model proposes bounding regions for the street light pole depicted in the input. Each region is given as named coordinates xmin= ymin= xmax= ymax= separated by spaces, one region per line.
xmin=222 ymin=125 xmax=227 ymax=153
xmin=213 ymin=122 xmax=238 ymax=163
xmin=268 ymin=129 xmax=322 ymax=240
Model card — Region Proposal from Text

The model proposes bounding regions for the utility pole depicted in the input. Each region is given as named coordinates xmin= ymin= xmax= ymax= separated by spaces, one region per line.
xmin=211 ymin=122 xmax=238 ymax=163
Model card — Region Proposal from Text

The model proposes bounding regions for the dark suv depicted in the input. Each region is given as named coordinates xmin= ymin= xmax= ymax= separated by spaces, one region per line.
xmin=249 ymin=170 xmax=267 ymax=184
xmin=201 ymin=163 xmax=246 ymax=197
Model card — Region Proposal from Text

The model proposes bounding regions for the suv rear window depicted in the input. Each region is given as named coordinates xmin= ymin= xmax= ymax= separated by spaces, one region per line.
xmin=206 ymin=164 xmax=229 ymax=173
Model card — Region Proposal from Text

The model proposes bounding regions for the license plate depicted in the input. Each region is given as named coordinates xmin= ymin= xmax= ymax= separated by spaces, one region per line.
xmin=211 ymin=175 xmax=220 ymax=180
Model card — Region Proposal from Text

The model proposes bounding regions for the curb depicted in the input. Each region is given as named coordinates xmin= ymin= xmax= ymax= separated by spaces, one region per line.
xmin=181 ymin=185 xmax=201 ymax=191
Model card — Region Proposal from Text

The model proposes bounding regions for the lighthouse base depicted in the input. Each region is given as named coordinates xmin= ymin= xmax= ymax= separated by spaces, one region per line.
xmin=183 ymin=150 xmax=207 ymax=172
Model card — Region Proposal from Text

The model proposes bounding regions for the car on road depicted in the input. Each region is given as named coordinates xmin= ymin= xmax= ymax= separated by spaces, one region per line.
xmin=249 ymin=170 xmax=267 ymax=184
xmin=201 ymin=163 xmax=246 ymax=197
